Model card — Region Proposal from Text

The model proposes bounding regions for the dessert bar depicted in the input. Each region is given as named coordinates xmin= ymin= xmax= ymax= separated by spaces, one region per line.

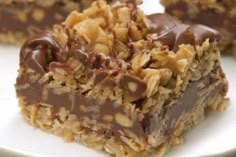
xmin=16 ymin=0 xmax=228 ymax=156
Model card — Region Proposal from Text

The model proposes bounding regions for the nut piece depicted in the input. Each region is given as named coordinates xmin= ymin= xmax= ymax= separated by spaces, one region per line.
xmin=102 ymin=114 xmax=113 ymax=122
xmin=42 ymin=86 xmax=48 ymax=101
xmin=36 ymin=0 xmax=56 ymax=7
xmin=32 ymin=8 xmax=45 ymax=22
xmin=120 ymin=74 xmax=147 ymax=99
xmin=128 ymin=82 xmax=138 ymax=92
xmin=55 ymin=13 xmax=64 ymax=21
xmin=17 ymin=11 xmax=27 ymax=22
xmin=115 ymin=113 xmax=133 ymax=127
xmin=80 ymin=105 xmax=88 ymax=112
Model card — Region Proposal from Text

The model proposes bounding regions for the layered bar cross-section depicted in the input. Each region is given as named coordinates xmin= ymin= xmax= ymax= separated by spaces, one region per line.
xmin=16 ymin=0 xmax=228 ymax=156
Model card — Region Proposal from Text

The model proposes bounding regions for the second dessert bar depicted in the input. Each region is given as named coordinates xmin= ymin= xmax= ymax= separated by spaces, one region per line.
xmin=161 ymin=0 xmax=236 ymax=57
xmin=0 ymin=0 xmax=116 ymax=45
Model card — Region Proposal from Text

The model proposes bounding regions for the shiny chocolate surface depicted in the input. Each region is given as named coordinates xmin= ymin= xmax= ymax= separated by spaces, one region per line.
xmin=148 ymin=13 xmax=220 ymax=51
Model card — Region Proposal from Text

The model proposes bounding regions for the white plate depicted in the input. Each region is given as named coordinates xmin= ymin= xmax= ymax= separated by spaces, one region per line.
xmin=0 ymin=1 xmax=236 ymax=157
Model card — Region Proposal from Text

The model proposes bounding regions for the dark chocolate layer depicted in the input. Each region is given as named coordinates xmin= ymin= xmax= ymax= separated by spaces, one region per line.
xmin=165 ymin=2 xmax=236 ymax=37
xmin=148 ymin=14 xmax=220 ymax=51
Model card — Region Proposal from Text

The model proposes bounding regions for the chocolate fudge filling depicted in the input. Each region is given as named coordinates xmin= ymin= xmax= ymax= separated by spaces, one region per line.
xmin=142 ymin=71 xmax=227 ymax=135
xmin=16 ymin=73 xmax=146 ymax=138
xmin=165 ymin=2 xmax=236 ymax=37
xmin=16 ymin=67 xmax=226 ymax=140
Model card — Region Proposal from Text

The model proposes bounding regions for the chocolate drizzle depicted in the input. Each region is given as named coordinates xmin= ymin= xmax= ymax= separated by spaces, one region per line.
xmin=148 ymin=13 xmax=220 ymax=51
xmin=125 ymin=0 xmax=138 ymax=21
xmin=71 ymin=45 xmax=88 ymax=65
xmin=20 ymin=33 xmax=63 ymax=73
xmin=125 ymin=0 xmax=139 ymax=61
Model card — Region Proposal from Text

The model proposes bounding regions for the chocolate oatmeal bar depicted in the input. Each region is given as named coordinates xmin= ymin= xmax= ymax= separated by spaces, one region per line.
xmin=15 ymin=0 xmax=228 ymax=156
xmin=0 ymin=0 xmax=116 ymax=45
xmin=161 ymin=0 xmax=236 ymax=57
